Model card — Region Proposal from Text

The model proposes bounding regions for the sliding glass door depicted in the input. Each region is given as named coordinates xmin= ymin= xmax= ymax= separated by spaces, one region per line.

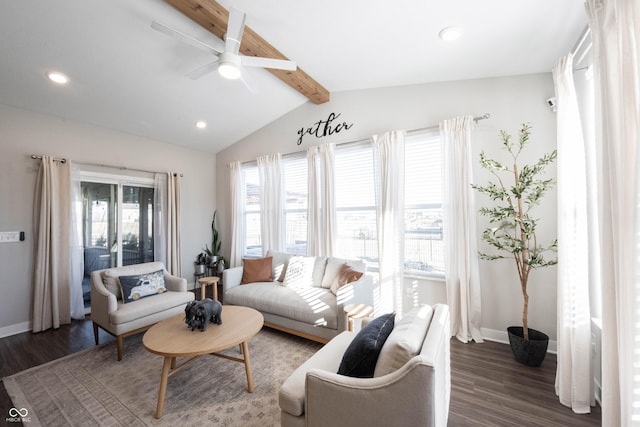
xmin=80 ymin=176 xmax=154 ymax=308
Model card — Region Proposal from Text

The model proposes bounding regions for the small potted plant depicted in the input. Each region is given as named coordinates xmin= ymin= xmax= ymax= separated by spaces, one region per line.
xmin=203 ymin=210 xmax=223 ymax=269
xmin=195 ymin=252 xmax=208 ymax=274
xmin=472 ymin=123 xmax=557 ymax=366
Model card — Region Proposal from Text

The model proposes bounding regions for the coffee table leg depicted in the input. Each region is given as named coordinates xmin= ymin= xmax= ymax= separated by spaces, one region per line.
xmin=241 ymin=341 xmax=254 ymax=392
xmin=155 ymin=356 xmax=172 ymax=419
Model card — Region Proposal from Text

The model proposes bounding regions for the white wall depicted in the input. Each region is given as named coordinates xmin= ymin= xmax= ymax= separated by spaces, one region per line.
xmin=216 ymin=73 xmax=559 ymax=341
xmin=0 ymin=105 xmax=216 ymax=335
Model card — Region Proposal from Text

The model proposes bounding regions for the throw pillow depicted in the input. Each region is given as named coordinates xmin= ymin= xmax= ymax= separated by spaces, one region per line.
xmin=241 ymin=257 xmax=273 ymax=284
xmin=282 ymin=256 xmax=315 ymax=288
xmin=374 ymin=305 xmax=434 ymax=377
xmin=321 ymin=257 xmax=366 ymax=288
xmin=101 ymin=270 xmax=123 ymax=300
xmin=337 ymin=312 xmax=395 ymax=378
xmin=119 ymin=269 xmax=166 ymax=303
xmin=330 ymin=263 xmax=364 ymax=295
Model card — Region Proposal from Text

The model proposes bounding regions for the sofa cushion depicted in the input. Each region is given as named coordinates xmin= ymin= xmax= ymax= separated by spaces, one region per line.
xmin=282 ymin=256 xmax=315 ymax=288
xmin=337 ymin=312 xmax=395 ymax=378
xmin=374 ymin=305 xmax=434 ymax=377
xmin=279 ymin=331 xmax=355 ymax=417
xmin=241 ymin=257 xmax=273 ymax=284
xmin=267 ymin=250 xmax=293 ymax=282
xmin=109 ymin=291 xmax=193 ymax=325
xmin=225 ymin=282 xmax=338 ymax=329
xmin=119 ymin=269 xmax=166 ymax=303
xmin=330 ymin=263 xmax=364 ymax=295
xmin=321 ymin=257 xmax=366 ymax=289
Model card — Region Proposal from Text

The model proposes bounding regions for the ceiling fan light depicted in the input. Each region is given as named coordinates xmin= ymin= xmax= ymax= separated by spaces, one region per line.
xmin=218 ymin=62 xmax=241 ymax=80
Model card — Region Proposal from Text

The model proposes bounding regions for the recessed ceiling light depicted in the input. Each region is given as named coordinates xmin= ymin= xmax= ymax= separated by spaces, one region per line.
xmin=438 ymin=26 xmax=463 ymax=42
xmin=46 ymin=71 xmax=69 ymax=85
xmin=195 ymin=121 xmax=207 ymax=129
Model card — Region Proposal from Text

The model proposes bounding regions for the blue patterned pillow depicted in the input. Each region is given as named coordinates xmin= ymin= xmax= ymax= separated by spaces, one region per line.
xmin=337 ymin=312 xmax=395 ymax=378
xmin=119 ymin=269 xmax=166 ymax=303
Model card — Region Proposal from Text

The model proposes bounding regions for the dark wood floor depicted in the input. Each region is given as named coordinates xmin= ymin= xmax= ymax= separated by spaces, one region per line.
xmin=1 ymin=294 xmax=600 ymax=426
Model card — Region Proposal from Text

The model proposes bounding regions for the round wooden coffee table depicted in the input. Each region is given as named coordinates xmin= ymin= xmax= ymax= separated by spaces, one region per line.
xmin=143 ymin=305 xmax=264 ymax=418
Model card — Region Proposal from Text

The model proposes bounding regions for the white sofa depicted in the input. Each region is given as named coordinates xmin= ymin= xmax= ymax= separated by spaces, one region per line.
xmin=279 ymin=304 xmax=451 ymax=427
xmin=223 ymin=251 xmax=375 ymax=343
xmin=90 ymin=261 xmax=195 ymax=360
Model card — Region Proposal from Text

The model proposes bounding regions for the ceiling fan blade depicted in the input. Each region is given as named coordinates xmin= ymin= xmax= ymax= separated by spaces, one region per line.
xmin=185 ymin=59 xmax=220 ymax=80
xmin=225 ymin=7 xmax=246 ymax=55
xmin=240 ymin=72 xmax=256 ymax=94
xmin=241 ymin=56 xmax=297 ymax=71
xmin=151 ymin=21 xmax=224 ymax=54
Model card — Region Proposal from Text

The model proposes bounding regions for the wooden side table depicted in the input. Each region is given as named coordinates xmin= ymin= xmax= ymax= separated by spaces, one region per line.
xmin=198 ymin=276 xmax=219 ymax=301
xmin=344 ymin=303 xmax=374 ymax=332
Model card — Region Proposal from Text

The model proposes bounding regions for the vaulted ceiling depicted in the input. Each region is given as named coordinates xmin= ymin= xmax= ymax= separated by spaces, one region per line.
xmin=0 ymin=0 xmax=587 ymax=153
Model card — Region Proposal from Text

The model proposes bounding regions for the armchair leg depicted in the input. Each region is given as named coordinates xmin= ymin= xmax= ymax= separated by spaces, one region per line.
xmin=116 ymin=336 xmax=124 ymax=361
xmin=92 ymin=322 xmax=99 ymax=345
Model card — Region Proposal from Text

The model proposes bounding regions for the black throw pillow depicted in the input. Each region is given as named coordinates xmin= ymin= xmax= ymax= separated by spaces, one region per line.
xmin=337 ymin=312 xmax=395 ymax=378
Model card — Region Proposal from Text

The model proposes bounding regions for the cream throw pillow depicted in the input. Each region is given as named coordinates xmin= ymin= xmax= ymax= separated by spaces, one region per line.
xmin=282 ymin=256 xmax=315 ymax=288
xmin=373 ymin=305 xmax=434 ymax=377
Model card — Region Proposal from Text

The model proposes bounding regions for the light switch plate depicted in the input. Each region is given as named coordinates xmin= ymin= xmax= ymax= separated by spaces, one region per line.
xmin=0 ymin=231 xmax=21 ymax=243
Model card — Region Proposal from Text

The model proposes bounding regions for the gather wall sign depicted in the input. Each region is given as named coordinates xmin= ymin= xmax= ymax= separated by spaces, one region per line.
xmin=296 ymin=112 xmax=354 ymax=145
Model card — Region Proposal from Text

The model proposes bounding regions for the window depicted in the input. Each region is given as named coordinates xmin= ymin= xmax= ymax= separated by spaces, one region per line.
xmin=283 ymin=155 xmax=308 ymax=255
xmin=239 ymin=129 xmax=444 ymax=276
xmin=243 ymin=164 xmax=261 ymax=257
xmin=334 ymin=143 xmax=378 ymax=267
xmin=242 ymin=155 xmax=309 ymax=257
xmin=404 ymin=130 xmax=444 ymax=275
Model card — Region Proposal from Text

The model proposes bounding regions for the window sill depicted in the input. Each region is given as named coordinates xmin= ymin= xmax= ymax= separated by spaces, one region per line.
xmin=404 ymin=272 xmax=445 ymax=282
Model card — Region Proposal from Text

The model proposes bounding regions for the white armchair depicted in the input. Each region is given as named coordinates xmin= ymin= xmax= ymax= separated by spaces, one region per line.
xmin=279 ymin=304 xmax=451 ymax=427
xmin=90 ymin=261 xmax=194 ymax=360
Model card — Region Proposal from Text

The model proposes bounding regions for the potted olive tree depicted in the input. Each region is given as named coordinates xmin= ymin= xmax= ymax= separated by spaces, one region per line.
xmin=472 ymin=123 xmax=557 ymax=366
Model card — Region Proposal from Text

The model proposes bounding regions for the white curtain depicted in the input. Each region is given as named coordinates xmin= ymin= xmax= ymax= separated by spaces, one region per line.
xmin=229 ymin=161 xmax=245 ymax=267
xmin=307 ymin=144 xmax=336 ymax=256
xmin=440 ymin=116 xmax=483 ymax=343
xmin=154 ymin=172 xmax=182 ymax=275
xmin=553 ymin=54 xmax=593 ymax=413
xmin=372 ymin=131 xmax=405 ymax=314
xmin=586 ymin=1 xmax=640 ymax=425
xmin=69 ymin=163 xmax=85 ymax=320
xmin=32 ymin=157 xmax=72 ymax=332
xmin=258 ymin=154 xmax=284 ymax=254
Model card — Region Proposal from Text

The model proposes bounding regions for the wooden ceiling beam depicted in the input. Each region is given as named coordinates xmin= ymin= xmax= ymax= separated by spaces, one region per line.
xmin=164 ymin=0 xmax=330 ymax=104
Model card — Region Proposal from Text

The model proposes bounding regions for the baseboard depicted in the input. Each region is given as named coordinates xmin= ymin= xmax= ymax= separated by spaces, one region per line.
xmin=481 ymin=327 xmax=557 ymax=354
xmin=0 ymin=321 xmax=31 ymax=339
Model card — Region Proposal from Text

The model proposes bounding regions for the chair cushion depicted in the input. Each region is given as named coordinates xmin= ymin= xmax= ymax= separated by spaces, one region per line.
xmin=337 ymin=312 xmax=395 ymax=378
xmin=109 ymin=291 xmax=193 ymax=325
xmin=279 ymin=331 xmax=355 ymax=417
xmin=374 ymin=305 xmax=434 ymax=377
xmin=241 ymin=257 xmax=273 ymax=284
xmin=119 ymin=269 xmax=166 ymax=303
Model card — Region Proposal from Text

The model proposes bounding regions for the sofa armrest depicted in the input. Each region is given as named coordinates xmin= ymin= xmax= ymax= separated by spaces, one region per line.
xmin=305 ymin=359 xmax=438 ymax=427
xmin=223 ymin=267 xmax=244 ymax=293
xmin=164 ymin=272 xmax=187 ymax=292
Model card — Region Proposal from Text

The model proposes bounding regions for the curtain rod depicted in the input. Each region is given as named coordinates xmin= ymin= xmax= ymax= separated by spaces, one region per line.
xmin=30 ymin=155 xmax=183 ymax=177
xmin=229 ymin=113 xmax=491 ymax=167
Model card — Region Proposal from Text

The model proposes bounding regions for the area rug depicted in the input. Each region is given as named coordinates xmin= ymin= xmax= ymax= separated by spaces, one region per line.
xmin=3 ymin=328 xmax=322 ymax=426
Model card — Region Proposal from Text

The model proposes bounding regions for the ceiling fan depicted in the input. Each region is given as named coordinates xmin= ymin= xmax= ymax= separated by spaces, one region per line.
xmin=151 ymin=7 xmax=296 ymax=86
